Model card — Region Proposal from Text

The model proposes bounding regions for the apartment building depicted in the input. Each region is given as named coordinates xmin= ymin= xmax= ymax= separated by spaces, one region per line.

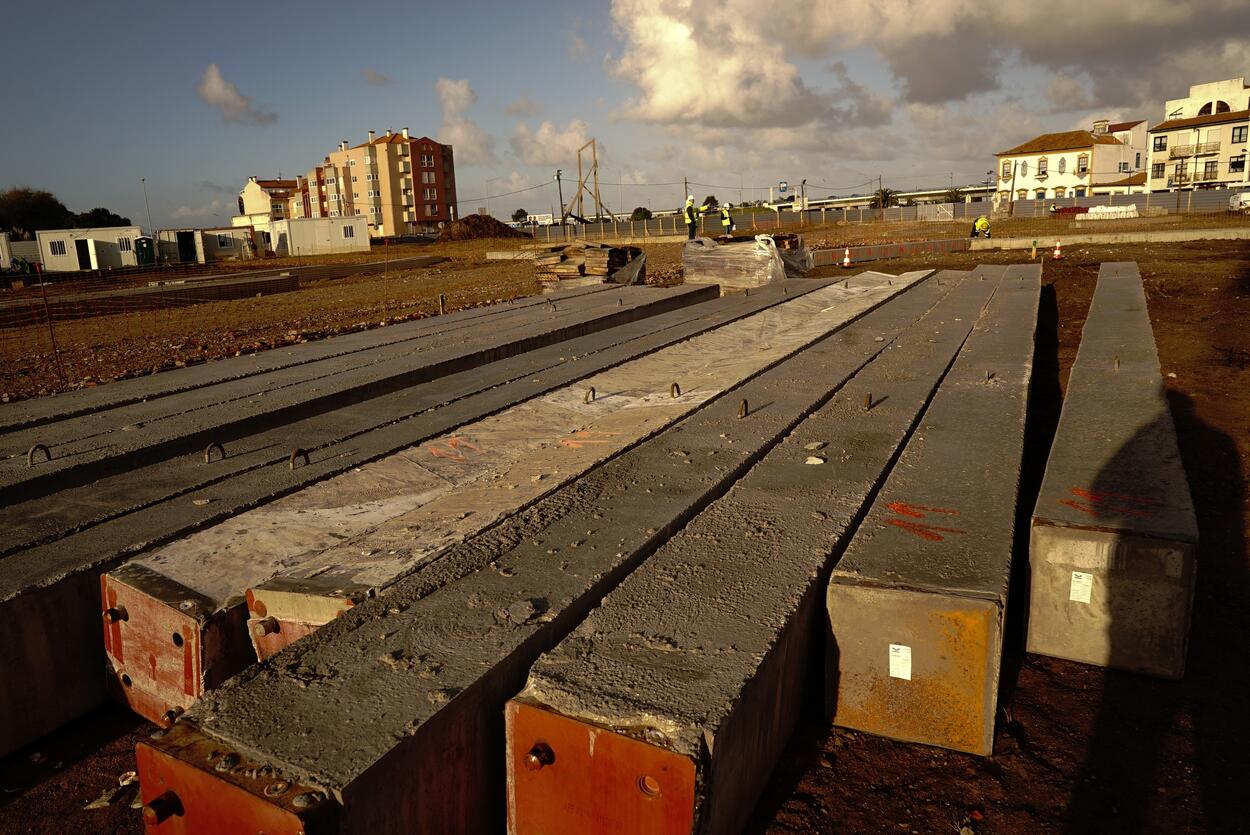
xmin=1146 ymin=77 xmax=1250 ymax=192
xmin=233 ymin=177 xmax=298 ymax=233
xmin=290 ymin=128 xmax=457 ymax=236
xmin=993 ymin=119 xmax=1148 ymax=207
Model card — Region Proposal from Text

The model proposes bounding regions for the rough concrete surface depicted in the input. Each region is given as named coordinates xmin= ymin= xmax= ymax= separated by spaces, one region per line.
xmin=155 ymin=273 xmax=947 ymax=834
xmin=827 ymin=264 xmax=1040 ymax=756
xmin=510 ymin=270 xmax=999 ymax=833
xmin=1027 ymin=262 xmax=1198 ymax=678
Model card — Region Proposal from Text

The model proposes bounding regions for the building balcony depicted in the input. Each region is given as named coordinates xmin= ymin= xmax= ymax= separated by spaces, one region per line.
xmin=1169 ymin=145 xmax=1194 ymax=158
xmin=1196 ymin=141 xmax=1221 ymax=155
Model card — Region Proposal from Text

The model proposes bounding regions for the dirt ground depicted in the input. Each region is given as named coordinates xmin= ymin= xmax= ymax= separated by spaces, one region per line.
xmin=0 ymin=240 xmax=1247 ymax=833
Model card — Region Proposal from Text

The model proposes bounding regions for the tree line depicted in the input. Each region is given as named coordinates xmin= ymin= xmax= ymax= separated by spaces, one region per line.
xmin=0 ymin=187 xmax=132 ymax=240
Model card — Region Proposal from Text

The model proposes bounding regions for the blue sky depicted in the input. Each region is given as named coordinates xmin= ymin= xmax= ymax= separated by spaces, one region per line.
xmin=3 ymin=0 xmax=1248 ymax=229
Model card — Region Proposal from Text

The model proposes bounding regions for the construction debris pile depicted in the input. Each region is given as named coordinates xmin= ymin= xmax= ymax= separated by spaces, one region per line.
xmin=534 ymin=242 xmax=644 ymax=286
xmin=437 ymin=214 xmax=532 ymax=241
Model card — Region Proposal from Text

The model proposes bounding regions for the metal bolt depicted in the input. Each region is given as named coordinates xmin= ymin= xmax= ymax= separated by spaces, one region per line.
xmin=251 ymin=617 xmax=280 ymax=638
xmin=584 ymin=387 xmax=596 ymax=404
xmin=292 ymin=792 xmax=323 ymax=809
xmin=737 ymin=399 xmax=748 ymax=419
xmin=670 ymin=382 xmax=681 ymax=398
xmin=524 ymin=742 xmax=555 ymax=771
xmin=103 ymin=606 xmax=129 ymax=623
xmin=263 ymin=780 xmax=290 ymax=798
xmin=142 ymin=791 xmax=182 ymax=825
xmin=214 ymin=753 xmax=241 ymax=772
xmin=638 ymin=775 xmax=662 ymax=798
xmin=162 ymin=707 xmax=184 ymax=727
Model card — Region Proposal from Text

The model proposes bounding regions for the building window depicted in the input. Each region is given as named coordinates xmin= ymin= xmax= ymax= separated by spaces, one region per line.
xmin=424 ymin=188 xmax=437 ymax=199
xmin=422 ymin=171 xmax=435 ymax=184
xmin=999 ymin=160 xmax=1011 ymax=178
xmin=1058 ymin=157 xmax=1066 ymax=174
xmin=1234 ymin=126 xmax=1248 ymax=144
xmin=1035 ymin=188 xmax=1046 ymax=199
xmin=1151 ymin=162 xmax=1166 ymax=179
xmin=1204 ymin=160 xmax=1219 ymax=180
xmin=1174 ymin=162 xmax=1186 ymax=179
xmin=1054 ymin=187 xmax=1066 ymax=197
xmin=352 ymin=176 xmax=358 ymax=182
xmin=49 ymin=240 xmax=67 ymax=256
xmin=1020 ymin=160 xmax=1028 ymax=177
xmin=349 ymin=159 xmax=356 ymax=166
xmin=1153 ymin=135 xmax=1167 ymax=152
xmin=1016 ymin=189 xmax=1027 ymax=199
xmin=1037 ymin=157 xmax=1048 ymax=176
xmin=1077 ymin=155 xmax=1089 ymax=174
xmin=1074 ymin=188 xmax=1086 ymax=197
xmin=355 ymin=209 xmax=361 ymax=215
xmin=1231 ymin=155 xmax=1246 ymax=174
xmin=1135 ymin=152 xmax=1141 ymax=168
xmin=426 ymin=204 xmax=436 ymax=216
xmin=117 ymin=237 xmax=132 ymax=252
xmin=420 ymin=154 xmax=434 ymax=167
xmin=217 ymin=234 xmax=232 ymax=247
xmin=343 ymin=225 xmax=356 ymax=239
xmin=1119 ymin=162 xmax=1131 ymax=173
xmin=353 ymin=192 xmax=359 ymax=199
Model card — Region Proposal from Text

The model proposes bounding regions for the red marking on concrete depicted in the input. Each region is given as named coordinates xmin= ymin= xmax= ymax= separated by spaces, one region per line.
xmin=886 ymin=518 xmax=967 ymax=542
xmin=559 ymin=430 xmax=621 ymax=449
xmin=887 ymin=501 xmax=961 ymax=519
xmin=1060 ymin=487 xmax=1157 ymax=518
xmin=427 ymin=436 xmax=483 ymax=463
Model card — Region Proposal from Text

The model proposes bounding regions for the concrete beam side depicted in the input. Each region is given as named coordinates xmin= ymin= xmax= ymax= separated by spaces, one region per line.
xmin=136 ymin=274 xmax=956 ymax=834
xmin=507 ymin=271 xmax=996 ymax=834
xmin=826 ymin=263 xmax=1041 ymax=755
xmin=1026 ymin=262 xmax=1198 ymax=678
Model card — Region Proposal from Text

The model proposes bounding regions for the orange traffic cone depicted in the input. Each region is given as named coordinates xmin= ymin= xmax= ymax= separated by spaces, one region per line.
xmin=1052 ymin=240 xmax=1064 ymax=260
xmin=842 ymin=247 xmax=852 ymax=268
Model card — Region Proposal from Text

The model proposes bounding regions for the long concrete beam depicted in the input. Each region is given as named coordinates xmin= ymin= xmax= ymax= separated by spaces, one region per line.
xmin=0 ymin=281 xmax=841 ymax=757
xmin=1 ymin=284 xmax=712 ymax=503
xmin=1027 ymin=262 xmax=1198 ymax=678
xmin=0 ymin=282 xmax=613 ymax=434
xmin=103 ymin=273 xmax=929 ymax=726
xmin=134 ymin=273 xmax=952 ymax=835
xmin=825 ymin=263 xmax=1040 ymax=756
xmin=505 ymin=269 xmax=997 ymax=834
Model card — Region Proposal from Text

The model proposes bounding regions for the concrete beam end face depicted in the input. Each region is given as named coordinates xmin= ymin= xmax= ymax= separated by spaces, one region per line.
xmin=505 ymin=700 xmax=697 ymax=835
xmin=101 ymin=567 xmax=253 ymax=724
xmin=136 ymin=723 xmax=334 ymax=835
xmin=245 ymin=585 xmax=358 ymax=661
xmin=1025 ymin=524 xmax=1195 ymax=679
xmin=826 ymin=583 xmax=1001 ymax=756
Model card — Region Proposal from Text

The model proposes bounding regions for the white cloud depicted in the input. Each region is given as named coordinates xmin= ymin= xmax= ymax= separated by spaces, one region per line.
xmin=435 ymin=78 xmax=497 ymax=165
xmin=362 ymin=67 xmax=393 ymax=86
xmin=505 ymin=95 xmax=541 ymax=117
xmin=196 ymin=64 xmax=277 ymax=126
xmin=171 ymin=199 xmax=226 ymax=221
xmin=567 ymin=31 xmax=589 ymax=61
xmin=510 ymin=119 xmax=594 ymax=166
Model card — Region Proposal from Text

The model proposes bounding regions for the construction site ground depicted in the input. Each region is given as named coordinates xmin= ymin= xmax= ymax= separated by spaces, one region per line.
xmin=0 ymin=237 xmax=1247 ymax=833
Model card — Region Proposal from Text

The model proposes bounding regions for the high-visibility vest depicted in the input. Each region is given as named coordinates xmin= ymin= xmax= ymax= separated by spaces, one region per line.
xmin=721 ymin=208 xmax=732 ymax=227
xmin=684 ymin=203 xmax=696 ymax=224
xmin=975 ymin=216 xmax=989 ymax=232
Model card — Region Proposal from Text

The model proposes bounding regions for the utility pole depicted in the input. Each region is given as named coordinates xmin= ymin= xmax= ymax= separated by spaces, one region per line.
xmin=683 ymin=177 xmax=689 ymax=201
xmin=141 ymin=177 xmax=154 ymax=240
xmin=555 ymin=169 xmax=565 ymax=224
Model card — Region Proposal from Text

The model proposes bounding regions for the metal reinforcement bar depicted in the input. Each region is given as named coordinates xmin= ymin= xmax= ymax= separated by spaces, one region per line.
xmin=505 ymin=269 xmax=998 ymax=834
xmin=1027 ymin=262 xmax=1198 ymax=679
xmin=242 ymin=273 xmax=933 ymax=659
xmin=104 ymin=274 xmax=927 ymax=727
xmin=825 ymin=263 xmax=1041 ymax=756
xmin=134 ymin=272 xmax=951 ymax=835
xmin=0 ymin=284 xmax=714 ymax=503
xmin=0 ymin=282 xmax=612 ymax=434
xmin=0 ymin=281 xmax=831 ymax=757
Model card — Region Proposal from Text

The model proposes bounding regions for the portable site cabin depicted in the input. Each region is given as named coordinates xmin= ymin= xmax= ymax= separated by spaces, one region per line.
xmin=157 ymin=227 xmax=258 ymax=264
xmin=35 ymin=226 xmax=142 ymax=272
xmin=267 ymin=217 xmax=369 ymax=256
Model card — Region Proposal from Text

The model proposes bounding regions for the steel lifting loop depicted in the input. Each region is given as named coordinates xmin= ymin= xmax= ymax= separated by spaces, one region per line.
xmin=738 ymin=399 xmax=748 ymax=419
xmin=289 ymin=448 xmax=310 ymax=470
xmin=203 ymin=442 xmax=226 ymax=463
xmin=670 ymin=382 xmax=681 ymax=399
xmin=26 ymin=444 xmax=51 ymax=467
xmin=584 ymin=387 xmax=596 ymax=404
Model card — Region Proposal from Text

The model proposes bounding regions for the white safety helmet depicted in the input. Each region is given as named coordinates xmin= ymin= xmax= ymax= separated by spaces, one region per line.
xmin=687 ymin=195 xmax=694 ymax=201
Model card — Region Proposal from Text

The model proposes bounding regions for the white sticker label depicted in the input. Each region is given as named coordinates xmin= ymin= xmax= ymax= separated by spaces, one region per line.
xmin=888 ymin=644 xmax=912 ymax=680
xmin=1070 ymin=571 xmax=1094 ymax=604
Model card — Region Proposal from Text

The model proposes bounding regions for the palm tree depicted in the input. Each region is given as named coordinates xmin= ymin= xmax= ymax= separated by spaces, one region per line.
xmin=871 ymin=187 xmax=900 ymax=208
xmin=941 ymin=187 xmax=963 ymax=204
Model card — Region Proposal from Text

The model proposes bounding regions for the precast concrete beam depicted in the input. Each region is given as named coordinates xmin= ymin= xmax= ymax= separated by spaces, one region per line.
xmin=135 ymin=272 xmax=951 ymax=835
xmin=506 ymin=270 xmax=995 ymax=834
xmin=0 ymin=282 xmax=613 ymax=435
xmin=104 ymin=274 xmax=929 ymax=726
xmin=244 ymin=273 xmax=936 ymax=658
xmin=826 ymin=264 xmax=1041 ymax=756
xmin=1 ymin=283 xmax=827 ymax=756
xmin=0 ymin=284 xmax=714 ymax=504
xmin=1026 ymin=262 xmax=1198 ymax=678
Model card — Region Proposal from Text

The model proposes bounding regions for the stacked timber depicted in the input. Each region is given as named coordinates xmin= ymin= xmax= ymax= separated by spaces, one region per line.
xmin=535 ymin=242 xmax=632 ymax=281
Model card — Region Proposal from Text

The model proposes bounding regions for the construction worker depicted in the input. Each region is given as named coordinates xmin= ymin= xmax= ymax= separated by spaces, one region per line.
xmin=971 ymin=215 xmax=991 ymax=239
xmin=683 ymin=195 xmax=699 ymax=240
xmin=720 ymin=203 xmax=734 ymax=235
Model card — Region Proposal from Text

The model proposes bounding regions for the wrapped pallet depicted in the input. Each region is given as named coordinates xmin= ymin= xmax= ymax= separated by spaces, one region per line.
xmin=682 ymin=235 xmax=791 ymax=291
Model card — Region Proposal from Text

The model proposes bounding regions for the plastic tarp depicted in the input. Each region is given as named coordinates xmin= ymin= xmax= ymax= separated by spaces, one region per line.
xmin=682 ymin=235 xmax=803 ymax=289
xmin=1084 ymin=204 xmax=1140 ymax=220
